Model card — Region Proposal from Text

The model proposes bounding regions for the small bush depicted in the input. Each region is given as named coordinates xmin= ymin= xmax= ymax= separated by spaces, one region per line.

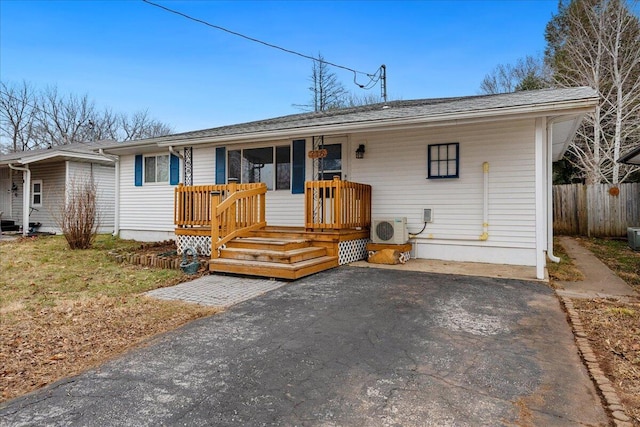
xmin=57 ymin=176 xmax=100 ymax=249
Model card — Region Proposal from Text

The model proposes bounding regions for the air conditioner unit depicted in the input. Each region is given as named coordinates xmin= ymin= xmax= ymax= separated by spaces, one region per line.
xmin=371 ymin=217 xmax=409 ymax=244
xmin=628 ymin=227 xmax=640 ymax=251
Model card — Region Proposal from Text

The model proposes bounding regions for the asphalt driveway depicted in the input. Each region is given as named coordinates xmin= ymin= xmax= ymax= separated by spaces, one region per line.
xmin=0 ymin=267 xmax=607 ymax=426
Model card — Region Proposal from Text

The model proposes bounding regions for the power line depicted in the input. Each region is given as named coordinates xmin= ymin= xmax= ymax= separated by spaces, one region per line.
xmin=141 ymin=0 xmax=383 ymax=90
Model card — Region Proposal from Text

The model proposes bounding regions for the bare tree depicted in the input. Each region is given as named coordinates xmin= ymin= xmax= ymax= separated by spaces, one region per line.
xmin=0 ymin=81 xmax=174 ymax=152
xmin=0 ymin=81 xmax=38 ymax=152
xmin=294 ymin=53 xmax=349 ymax=112
xmin=546 ymin=0 xmax=640 ymax=184
xmin=118 ymin=110 xmax=173 ymax=141
xmin=480 ymin=55 xmax=551 ymax=94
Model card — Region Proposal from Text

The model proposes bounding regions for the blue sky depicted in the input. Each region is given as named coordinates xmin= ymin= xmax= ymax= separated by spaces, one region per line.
xmin=1 ymin=0 xmax=558 ymax=133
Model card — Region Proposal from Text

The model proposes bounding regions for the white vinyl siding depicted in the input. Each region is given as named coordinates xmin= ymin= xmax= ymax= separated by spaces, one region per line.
xmin=349 ymin=119 xmax=537 ymax=265
xmin=14 ymin=162 xmax=66 ymax=231
xmin=67 ymin=161 xmax=116 ymax=232
xmin=119 ymin=154 xmax=176 ymax=235
xmin=118 ymin=120 xmax=540 ymax=266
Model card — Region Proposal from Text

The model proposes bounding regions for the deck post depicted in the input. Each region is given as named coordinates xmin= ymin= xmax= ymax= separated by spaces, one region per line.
xmin=333 ymin=176 xmax=342 ymax=230
xmin=211 ymin=191 xmax=220 ymax=259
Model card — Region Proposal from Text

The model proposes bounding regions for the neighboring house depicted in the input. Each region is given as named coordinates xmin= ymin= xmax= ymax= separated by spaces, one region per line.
xmin=619 ymin=145 xmax=640 ymax=165
xmin=99 ymin=87 xmax=598 ymax=279
xmin=0 ymin=141 xmax=116 ymax=236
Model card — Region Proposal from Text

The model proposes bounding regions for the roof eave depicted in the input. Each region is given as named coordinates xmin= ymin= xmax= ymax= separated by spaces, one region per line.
xmin=155 ymin=97 xmax=599 ymax=148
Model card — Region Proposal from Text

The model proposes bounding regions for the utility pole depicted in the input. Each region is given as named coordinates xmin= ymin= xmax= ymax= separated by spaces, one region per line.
xmin=380 ymin=64 xmax=387 ymax=103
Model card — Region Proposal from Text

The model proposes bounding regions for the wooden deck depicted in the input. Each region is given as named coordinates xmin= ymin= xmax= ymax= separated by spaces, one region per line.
xmin=174 ymin=179 xmax=371 ymax=280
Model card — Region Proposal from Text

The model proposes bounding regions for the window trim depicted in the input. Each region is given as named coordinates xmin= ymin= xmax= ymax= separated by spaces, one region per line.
xmin=32 ymin=179 xmax=43 ymax=207
xmin=427 ymin=142 xmax=459 ymax=179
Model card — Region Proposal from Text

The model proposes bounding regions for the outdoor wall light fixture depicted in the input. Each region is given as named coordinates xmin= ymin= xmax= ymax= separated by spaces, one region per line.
xmin=355 ymin=144 xmax=366 ymax=159
xmin=11 ymin=182 xmax=18 ymax=197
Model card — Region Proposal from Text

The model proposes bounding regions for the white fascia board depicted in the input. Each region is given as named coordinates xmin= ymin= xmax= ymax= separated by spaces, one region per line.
xmin=20 ymin=151 xmax=114 ymax=165
xmin=156 ymin=98 xmax=598 ymax=148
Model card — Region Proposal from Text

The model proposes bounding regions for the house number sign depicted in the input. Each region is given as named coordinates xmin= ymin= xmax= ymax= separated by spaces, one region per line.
xmin=308 ymin=149 xmax=328 ymax=159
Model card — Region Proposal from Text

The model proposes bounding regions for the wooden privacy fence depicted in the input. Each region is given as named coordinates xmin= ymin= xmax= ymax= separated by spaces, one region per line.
xmin=305 ymin=177 xmax=372 ymax=230
xmin=553 ymin=183 xmax=640 ymax=237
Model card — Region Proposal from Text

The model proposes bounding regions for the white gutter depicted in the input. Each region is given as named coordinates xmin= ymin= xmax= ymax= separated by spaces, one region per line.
xmin=98 ymin=149 xmax=120 ymax=236
xmin=8 ymin=163 xmax=30 ymax=237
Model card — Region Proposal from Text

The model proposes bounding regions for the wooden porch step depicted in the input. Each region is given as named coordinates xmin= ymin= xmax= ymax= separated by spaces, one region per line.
xmin=219 ymin=246 xmax=327 ymax=264
xmin=209 ymin=256 xmax=338 ymax=280
xmin=226 ymin=237 xmax=311 ymax=251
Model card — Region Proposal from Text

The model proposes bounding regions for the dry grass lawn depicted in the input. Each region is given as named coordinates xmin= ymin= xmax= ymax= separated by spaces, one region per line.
xmin=0 ymin=235 xmax=217 ymax=402
xmin=552 ymin=237 xmax=640 ymax=426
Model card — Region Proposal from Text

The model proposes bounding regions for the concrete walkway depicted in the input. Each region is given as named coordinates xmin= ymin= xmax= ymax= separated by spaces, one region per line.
xmin=147 ymin=275 xmax=287 ymax=308
xmin=555 ymin=236 xmax=638 ymax=299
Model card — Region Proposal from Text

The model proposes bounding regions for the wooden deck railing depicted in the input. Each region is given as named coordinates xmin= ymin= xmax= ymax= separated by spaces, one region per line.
xmin=212 ymin=183 xmax=267 ymax=259
xmin=305 ymin=177 xmax=371 ymax=230
xmin=174 ymin=183 xmax=261 ymax=227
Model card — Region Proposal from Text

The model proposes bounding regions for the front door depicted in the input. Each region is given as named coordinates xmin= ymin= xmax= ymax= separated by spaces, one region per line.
xmin=0 ymin=168 xmax=12 ymax=218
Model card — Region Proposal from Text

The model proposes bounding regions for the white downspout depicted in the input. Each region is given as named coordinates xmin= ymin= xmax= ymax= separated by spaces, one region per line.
xmin=534 ymin=117 xmax=546 ymax=280
xmin=8 ymin=163 xmax=30 ymax=237
xmin=546 ymin=123 xmax=560 ymax=263
xmin=168 ymin=146 xmax=183 ymax=159
xmin=98 ymin=149 xmax=119 ymax=236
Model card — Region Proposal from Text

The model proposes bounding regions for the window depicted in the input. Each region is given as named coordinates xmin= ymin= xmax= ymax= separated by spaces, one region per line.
xmin=318 ymin=143 xmax=342 ymax=180
xmin=428 ymin=143 xmax=459 ymax=179
xmin=32 ymin=180 xmax=43 ymax=206
xmin=144 ymin=155 xmax=169 ymax=183
xmin=226 ymin=145 xmax=292 ymax=191
xmin=276 ymin=145 xmax=291 ymax=190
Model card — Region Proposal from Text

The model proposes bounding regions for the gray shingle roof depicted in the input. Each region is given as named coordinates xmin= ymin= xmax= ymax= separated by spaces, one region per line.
xmin=146 ymin=86 xmax=597 ymax=144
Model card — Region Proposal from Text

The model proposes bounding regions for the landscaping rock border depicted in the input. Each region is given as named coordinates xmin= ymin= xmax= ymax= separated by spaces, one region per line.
xmin=107 ymin=240 xmax=211 ymax=271
xmin=560 ymin=296 xmax=633 ymax=427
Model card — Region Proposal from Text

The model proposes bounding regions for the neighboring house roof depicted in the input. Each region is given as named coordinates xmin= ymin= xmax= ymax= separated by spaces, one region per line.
xmin=0 ymin=140 xmax=116 ymax=166
xmin=619 ymin=145 xmax=640 ymax=165
xmin=99 ymin=87 xmax=599 ymax=161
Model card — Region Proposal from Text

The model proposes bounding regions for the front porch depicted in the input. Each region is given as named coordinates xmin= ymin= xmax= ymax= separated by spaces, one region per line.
xmin=174 ymin=178 xmax=372 ymax=279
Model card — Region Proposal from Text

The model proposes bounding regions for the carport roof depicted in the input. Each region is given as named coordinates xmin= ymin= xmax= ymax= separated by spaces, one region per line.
xmin=0 ymin=140 xmax=116 ymax=166
xmin=98 ymin=86 xmax=598 ymax=160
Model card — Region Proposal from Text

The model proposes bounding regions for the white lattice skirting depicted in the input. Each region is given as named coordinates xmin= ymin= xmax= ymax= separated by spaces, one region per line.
xmin=176 ymin=235 xmax=212 ymax=256
xmin=339 ymin=238 xmax=370 ymax=265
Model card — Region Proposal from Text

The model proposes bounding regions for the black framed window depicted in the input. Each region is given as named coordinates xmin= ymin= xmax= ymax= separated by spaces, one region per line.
xmin=428 ymin=143 xmax=459 ymax=179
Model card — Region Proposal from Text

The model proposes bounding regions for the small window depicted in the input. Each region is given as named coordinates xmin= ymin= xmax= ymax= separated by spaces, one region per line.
xmin=144 ymin=155 xmax=169 ymax=183
xmin=428 ymin=143 xmax=459 ymax=179
xmin=32 ymin=180 xmax=43 ymax=206
xmin=318 ymin=143 xmax=342 ymax=180
xmin=275 ymin=145 xmax=291 ymax=190
xmin=243 ymin=147 xmax=274 ymax=190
